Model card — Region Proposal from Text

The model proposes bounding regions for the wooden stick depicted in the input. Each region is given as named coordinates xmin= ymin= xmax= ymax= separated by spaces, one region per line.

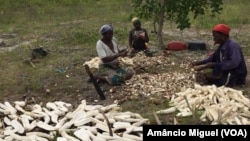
xmin=29 ymin=60 xmax=36 ymax=68
xmin=153 ymin=112 xmax=161 ymax=125
xmin=99 ymin=109 xmax=113 ymax=136
xmin=184 ymin=95 xmax=194 ymax=116
xmin=84 ymin=64 xmax=106 ymax=100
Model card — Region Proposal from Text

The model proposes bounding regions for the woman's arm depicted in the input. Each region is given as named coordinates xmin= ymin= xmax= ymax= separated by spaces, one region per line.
xmin=128 ymin=30 xmax=133 ymax=49
xmin=101 ymin=50 xmax=128 ymax=63
xmin=143 ymin=29 xmax=149 ymax=42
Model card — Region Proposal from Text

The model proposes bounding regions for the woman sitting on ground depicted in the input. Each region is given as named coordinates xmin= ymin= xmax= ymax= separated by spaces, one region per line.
xmin=192 ymin=23 xmax=247 ymax=87
xmin=95 ymin=24 xmax=133 ymax=85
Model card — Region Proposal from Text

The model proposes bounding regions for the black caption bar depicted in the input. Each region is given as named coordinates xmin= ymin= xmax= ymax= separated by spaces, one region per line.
xmin=143 ymin=125 xmax=250 ymax=141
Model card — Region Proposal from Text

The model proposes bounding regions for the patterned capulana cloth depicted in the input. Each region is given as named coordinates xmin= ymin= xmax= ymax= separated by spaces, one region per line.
xmin=97 ymin=64 xmax=133 ymax=85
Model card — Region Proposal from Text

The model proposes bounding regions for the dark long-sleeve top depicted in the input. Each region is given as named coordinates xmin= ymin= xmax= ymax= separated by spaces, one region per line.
xmin=129 ymin=28 xmax=149 ymax=51
xmin=197 ymin=39 xmax=247 ymax=86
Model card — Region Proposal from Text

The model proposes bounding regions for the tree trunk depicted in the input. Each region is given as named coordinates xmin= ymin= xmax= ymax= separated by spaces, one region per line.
xmin=153 ymin=20 xmax=157 ymax=34
xmin=157 ymin=16 xmax=164 ymax=49
xmin=157 ymin=0 xmax=167 ymax=49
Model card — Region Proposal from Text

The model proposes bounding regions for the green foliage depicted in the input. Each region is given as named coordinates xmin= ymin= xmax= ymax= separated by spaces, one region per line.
xmin=130 ymin=0 xmax=224 ymax=49
xmin=131 ymin=0 xmax=223 ymax=30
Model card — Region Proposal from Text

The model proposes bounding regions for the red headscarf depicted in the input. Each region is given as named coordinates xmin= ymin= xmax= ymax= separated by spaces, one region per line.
xmin=212 ymin=24 xmax=230 ymax=36
xmin=213 ymin=24 xmax=230 ymax=36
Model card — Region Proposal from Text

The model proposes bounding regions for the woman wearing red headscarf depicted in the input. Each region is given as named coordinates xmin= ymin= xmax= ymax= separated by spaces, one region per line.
xmin=191 ymin=24 xmax=247 ymax=87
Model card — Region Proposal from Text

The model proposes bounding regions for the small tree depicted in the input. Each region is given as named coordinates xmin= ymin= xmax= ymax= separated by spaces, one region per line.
xmin=131 ymin=0 xmax=223 ymax=49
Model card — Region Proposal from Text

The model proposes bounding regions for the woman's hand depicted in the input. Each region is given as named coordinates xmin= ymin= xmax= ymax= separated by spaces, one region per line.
xmin=193 ymin=64 xmax=207 ymax=71
xmin=190 ymin=61 xmax=199 ymax=67
xmin=139 ymin=32 xmax=145 ymax=40
xmin=119 ymin=50 xmax=128 ymax=57
xmin=192 ymin=62 xmax=216 ymax=71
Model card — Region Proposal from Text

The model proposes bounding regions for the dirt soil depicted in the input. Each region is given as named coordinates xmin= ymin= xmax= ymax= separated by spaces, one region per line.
xmin=0 ymin=26 xmax=250 ymax=110
xmin=82 ymin=26 xmax=250 ymax=106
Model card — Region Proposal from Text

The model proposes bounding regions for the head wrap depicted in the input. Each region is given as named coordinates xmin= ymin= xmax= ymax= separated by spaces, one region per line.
xmin=99 ymin=24 xmax=113 ymax=35
xmin=131 ymin=17 xmax=140 ymax=25
xmin=212 ymin=24 xmax=230 ymax=36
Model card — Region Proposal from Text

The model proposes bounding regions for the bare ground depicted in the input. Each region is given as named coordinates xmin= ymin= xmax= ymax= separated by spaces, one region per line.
xmin=0 ymin=25 xmax=250 ymax=119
